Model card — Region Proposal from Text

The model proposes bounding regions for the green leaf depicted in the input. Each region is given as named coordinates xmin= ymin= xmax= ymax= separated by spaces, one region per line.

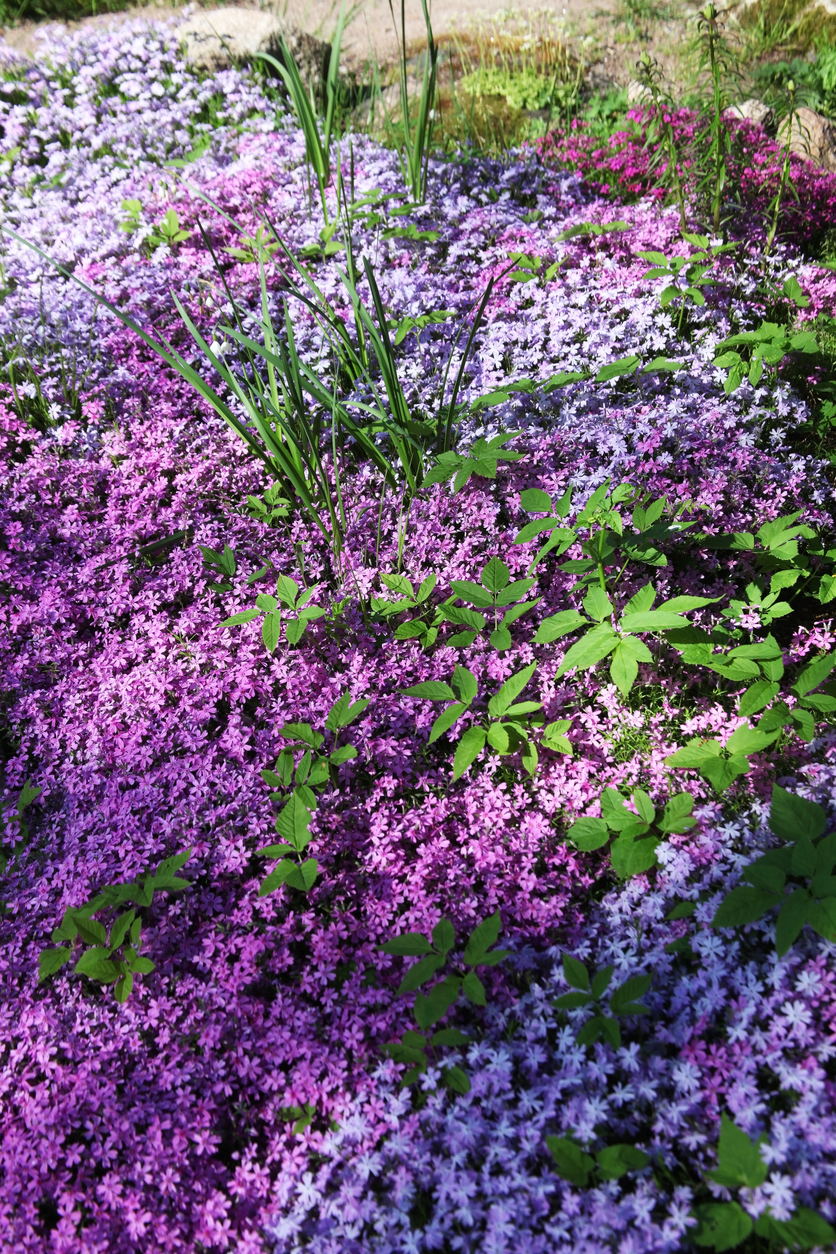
xmin=622 ymin=584 xmax=656 ymax=616
xmin=452 ymin=726 xmax=488 ymax=780
xmin=583 ymin=586 xmax=613 ymax=622
xmin=545 ymin=1136 xmax=595 ymax=1186
xmin=755 ymin=1207 xmax=836 ymax=1249
xmin=414 ymin=974 xmax=462 ymax=1028
xmin=481 ymin=557 xmax=511 ymax=593
xmin=262 ymin=611 xmax=282 ymax=652
xmin=534 ymin=610 xmax=588 ymax=642
xmin=431 ymin=1028 xmax=470 ymax=1046
xmin=769 ymin=785 xmax=827 ymax=843
xmin=595 ymin=1144 xmax=650 ymax=1180
xmin=610 ymin=831 xmax=660 ymax=878
xmin=462 ymin=971 xmax=486 ymax=1005
xmin=488 ymin=662 xmax=537 ymax=718
xmin=609 ymin=639 xmax=643 ymax=695
xmin=692 ymin=1202 xmax=753 ymax=1251
xmin=792 ymin=652 xmax=836 ymax=697
xmin=596 ymin=355 xmax=640 ymax=382
xmin=791 ymin=836 xmax=817 ymax=878
xmin=576 ymin=1014 xmax=620 ymax=1047
xmin=562 ymin=954 xmax=590 ymax=992
xmin=489 ymin=626 xmax=513 ymax=651
xmin=590 ymin=965 xmax=614 ymax=999
xmin=113 ymin=971 xmax=134 ymax=1002
xmin=108 ymin=910 xmax=136 ymax=952
xmin=541 ymin=720 xmax=573 ymax=754
xmin=609 ymin=974 xmax=652 ymax=1015
xmin=553 ymin=990 xmax=593 ymax=1009
xmin=275 ymin=791 xmax=312 ymax=852
xmin=555 ymin=623 xmax=619 ymax=677
xmin=75 ymin=918 xmax=108 ymax=947
xmin=74 ymin=948 xmax=120 ymax=982
xmin=658 ymin=792 xmax=696 ymax=834
xmin=429 ymin=703 xmax=467 ymax=744
xmin=402 ymin=681 xmax=456 ymax=701
xmin=432 ymin=918 xmax=456 ymax=954
xmin=739 ymin=680 xmax=780 ymax=718
xmin=220 ymin=608 xmax=261 ymax=627
xmin=325 ymin=693 xmax=370 ymax=731
xmin=725 ymin=726 xmax=777 ymax=756
xmin=568 ymin=816 xmax=610 ymax=850
xmin=463 ymin=910 xmax=502 ymax=964
xmin=775 ymin=889 xmax=812 ymax=956
xmin=442 ymin=1065 xmax=471 ymax=1094
xmin=274 ymin=574 xmax=300 ymax=604
xmin=520 ymin=488 xmax=553 ymax=512
xmin=713 ymin=885 xmax=781 ymax=928
xmin=450 ymin=666 xmax=478 ymax=705
xmin=380 ymin=933 xmax=434 ymax=956
xmin=620 ymin=610 xmax=689 ymax=631
xmin=707 ymin=1114 xmax=768 ymax=1189
xmin=329 ymin=745 xmax=357 ymax=766
xmin=38 ymin=946 xmax=71 ymax=982
xmin=397 ymin=953 xmax=446 ymax=993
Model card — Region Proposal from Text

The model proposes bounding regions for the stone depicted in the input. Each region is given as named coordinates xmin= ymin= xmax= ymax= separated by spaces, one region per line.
xmin=725 ymin=97 xmax=773 ymax=128
xmin=177 ymin=7 xmax=330 ymax=93
xmin=626 ymin=78 xmax=651 ymax=106
xmin=777 ymin=105 xmax=836 ymax=171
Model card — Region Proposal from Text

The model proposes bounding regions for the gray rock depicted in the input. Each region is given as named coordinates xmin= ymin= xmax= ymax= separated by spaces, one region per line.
xmin=725 ymin=98 xmax=773 ymax=128
xmin=777 ymin=105 xmax=836 ymax=171
xmin=626 ymin=78 xmax=651 ymax=106
xmin=178 ymin=6 xmax=330 ymax=93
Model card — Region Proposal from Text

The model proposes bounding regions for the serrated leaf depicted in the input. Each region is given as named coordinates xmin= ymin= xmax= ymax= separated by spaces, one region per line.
xmin=414 ymin=975 xmax=462 ymax=1028
xmin=545 ymin=1136 xmax=595 ymax=1186
xmin=568 ymin=816 xmax=610 ymax=850
xmin=562 ymin=954 xmax=590 ymax=992
xmin=596 ymin=355 xmax=640 ymax=382
xmin=583 ymin=586 xmax=613 ymax=622
xmin=380 ymin=933 xmax=434 ymax=956
xmin=609 ymin=974 xmax=651 ymax=1015
xmin=775 ymin=888 xmax=812 ymax=956
xmin=534 ymin=610 xmax=588 ymax=642
xmin=595 ymin=1144 xmax=650 ymax=1180
xmin=452 ymin=726 xmax=488 ymax=780
xmin=713 ymin=885 xmax=781 ymax=928
xmin=397 ymin=953 xmax=446 ymax=993
xmin=74 ymin=948 xmax=120 ymax=982
xmin=488 ymin=662 xmax=537 ymax=718
xmin=481 ymin=557 xmax=510 ymax=593
xmin=553 ymin=990 xmax=593 ymax=1009
xmin=442 ymin=1064 xmax=470 ymax=1093
xmin=462 ymin=970 xmax=486 ymax=1005
xmin=402 ymin=681 xmax=456 ymax=701
xmin=769 ymin=785 xmax=827 ymax=843
xmin=707 ymin=1114 xmax=768 ymax=1189
xmin=555 ymin=623 xmax=619 ymax=677
xmin=38 ymin=947 xmax=71 ymax=982
xmin=450 ymin=666 xmax=478 ymax=705
xmin=692 ymin=1202 xmax=753 ymax=1251
xmin=431 ymin=918 xmax=455 ymax=954
xmin=463 ymin=910 xmax=502 ymax=964
xmin=220 ymin=608 xmax=261 ymax=627
xmin=429 ymin=702 xmax=467 ymax=744
xmin=108 ymin=910 xmax=136 ymax=952
xmin=275 ymin=792 xmax=312 ymax=852
xmin=520 ymin=488 xmax=553 ymax=512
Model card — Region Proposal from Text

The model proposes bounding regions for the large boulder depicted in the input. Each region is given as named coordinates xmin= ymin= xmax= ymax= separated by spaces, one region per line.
xmin=778 ymin=105 xmax=836 ymax=171
xmin=178 ymin=7 xmax=330 ymax=93
xmin=726 ymin=97 xmax=773 ymax=129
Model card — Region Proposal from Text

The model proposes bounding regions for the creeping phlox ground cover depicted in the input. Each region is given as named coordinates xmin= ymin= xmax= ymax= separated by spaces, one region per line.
xmin=3 ymin=17 xmax=836 ymax=1254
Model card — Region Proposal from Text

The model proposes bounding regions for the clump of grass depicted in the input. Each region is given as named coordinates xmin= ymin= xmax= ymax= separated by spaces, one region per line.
xmin=738 ymin=0 xmax=836 ymax=55
xmin=0 ymin=0 xmax=147 ymax=25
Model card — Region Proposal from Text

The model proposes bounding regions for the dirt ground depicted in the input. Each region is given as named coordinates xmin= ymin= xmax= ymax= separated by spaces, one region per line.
xmin=0 ymin=0 xmax=689 ymax=88
xmin=5 ymin=0 xmax=832 ymax=97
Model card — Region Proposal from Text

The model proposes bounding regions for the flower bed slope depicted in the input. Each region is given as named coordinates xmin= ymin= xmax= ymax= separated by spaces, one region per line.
xmin=1 ymin=18 xmax=836 ymax=1254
